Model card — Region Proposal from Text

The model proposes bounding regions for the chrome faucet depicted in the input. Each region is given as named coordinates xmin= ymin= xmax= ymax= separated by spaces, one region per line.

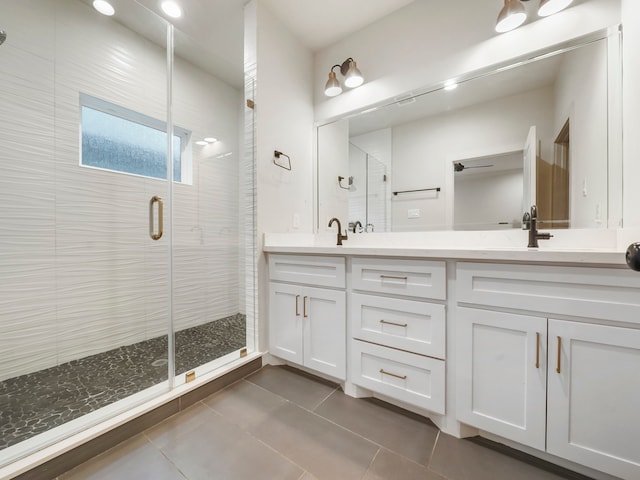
xmin=328 ymin=218 xmax=348 ymax=246
xmin=352 ymin=221 xmax=363 ymax=233
xmin=525 ymin=205 xmax=553 ymax=248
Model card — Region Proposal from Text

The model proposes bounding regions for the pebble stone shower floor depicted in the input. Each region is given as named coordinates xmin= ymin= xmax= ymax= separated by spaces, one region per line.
xmin=0 ymin=314 xmax=246 ymax=450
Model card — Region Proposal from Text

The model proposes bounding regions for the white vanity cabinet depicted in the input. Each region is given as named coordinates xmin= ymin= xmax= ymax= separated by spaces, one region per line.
xmin=268 ymin=255 xmax=346 ymax=380
xmin=456 ymin=262 xmax=640 ymax=480
xmin=349 ymin=258 xmax=447 ymax=414
xmin=456 ymin=307 xmax=547 ymax=450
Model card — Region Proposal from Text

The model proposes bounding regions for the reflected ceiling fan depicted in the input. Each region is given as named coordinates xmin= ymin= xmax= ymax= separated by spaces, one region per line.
xmin=453 ymin=162 xmax=494 ymax=172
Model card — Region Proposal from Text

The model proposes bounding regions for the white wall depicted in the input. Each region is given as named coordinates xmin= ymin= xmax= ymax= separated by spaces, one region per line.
xmin=622 ymin=0 xmax=640 ymax=228
xmin=390 ymin=86 xmax=554 ymax=231
xmin=314 ymin=0 xmax=621 ymax=122
xmin=317 ymin=119 xmax=349 ymax=231
xmin=0 ymin=0 xmax=242 ymax=381
xmin=247 ymin=0 xmax=315 ymax=351
xmin=553 ymin=40 xmax=608 ymax=228
xmin=454 ymin=170 xmax=524 ymax=230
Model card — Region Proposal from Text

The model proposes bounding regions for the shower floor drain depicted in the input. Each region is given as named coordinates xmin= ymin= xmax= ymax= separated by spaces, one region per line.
xmin=151 ymin=358 xmax=168 ymax=367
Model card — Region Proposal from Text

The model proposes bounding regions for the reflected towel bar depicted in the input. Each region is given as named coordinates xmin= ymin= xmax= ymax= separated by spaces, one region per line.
xmin=393 ymin=187 xmax=440 ymax=196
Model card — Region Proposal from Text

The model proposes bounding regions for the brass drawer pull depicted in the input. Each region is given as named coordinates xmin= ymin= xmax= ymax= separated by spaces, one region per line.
xmin=295 ymin=295 xmax=300 ymax=316
xmin=380 ymin=275 xmax=408 ymax=281
xmin=380 ymin=319 xmax=408 ymax=328
xmin=556 ymin=336 xmax=562 ymax=374
xmin=380 ymin=368 xmax=407 ymax=380
xmin=535 ymin=332 xmax=540 ymax=369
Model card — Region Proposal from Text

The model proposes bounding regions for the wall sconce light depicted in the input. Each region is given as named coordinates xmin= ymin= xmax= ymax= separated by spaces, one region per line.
xmin=495 ymin=0 xmax=527 ymax=33
xmin=538 ymin=0 xmax=573 ymax=17
xmin=324 ymin=58 xmax=364 ymax=97
xmin=495 ymin=0 xmax=574 ymax=33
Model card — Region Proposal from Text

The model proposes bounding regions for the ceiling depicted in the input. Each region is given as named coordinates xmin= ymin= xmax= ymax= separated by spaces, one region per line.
xmin=84 ymin=0 xmax=416 ymax=88
xmin=84 ymin=0 xmax=589 ymax=89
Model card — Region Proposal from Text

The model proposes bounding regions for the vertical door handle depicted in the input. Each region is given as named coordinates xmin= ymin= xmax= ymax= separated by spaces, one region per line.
xmin=303 ymin=296 xmax=308 ymax=318
xmin=556 ymin=336 xmax=562 ymax=374
xmin=535 ymin=332 xmax=540 ymax=369
xmin=149 ymin=195 xmax=164 ymax=240
xmin=295 ymin=295 xmax=300 ymax=316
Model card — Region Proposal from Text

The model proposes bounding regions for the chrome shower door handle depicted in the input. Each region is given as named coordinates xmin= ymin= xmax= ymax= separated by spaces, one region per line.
xmin=149 ymin=195 xmax=164 ymax=240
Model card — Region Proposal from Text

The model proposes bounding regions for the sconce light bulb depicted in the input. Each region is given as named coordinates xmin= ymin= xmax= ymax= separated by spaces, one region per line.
xmin=161 ymin=1 xmax=183 ymax=18
xmin=344 ymin=60 xmax=364 ymax=88
xmin=495 ymin=0 xmax=527 ymax=33
xmin=538 ymin=0 xmax=574 ymax=17
xmin=325 ymin=70 xmax=342 ymax=97
xmin=93 ymin=0 xmax=115 ymax=16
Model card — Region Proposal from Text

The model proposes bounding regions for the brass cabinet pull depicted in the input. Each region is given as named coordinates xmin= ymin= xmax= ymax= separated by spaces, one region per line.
xmin=380 ymin=368 xmax=407 ymax=380
xmin=535 ymin=332 xmax=540 ymax=369
xmin=380 ymin=274 xmax=408 ymax=281
xmin=556 ymin=336 xmax=562 ymax=374
xmin=149 ymin=195 xmax=164 ymax=240
xmin=380 ymin=319 xmax=408 ymax=328
xmin=303 ymin=296 xmax=308 ymax=318
xmin=295 ymin=295 xmax=300 ymax=316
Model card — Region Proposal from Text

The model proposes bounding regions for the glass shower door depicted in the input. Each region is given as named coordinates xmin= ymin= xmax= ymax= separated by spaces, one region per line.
xmin=0 ymin=0 xmax=172 ymax=466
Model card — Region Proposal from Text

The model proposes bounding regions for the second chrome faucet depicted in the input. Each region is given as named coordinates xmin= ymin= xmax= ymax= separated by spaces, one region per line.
xmin=328 ymin=218 xmax=348 ymax=246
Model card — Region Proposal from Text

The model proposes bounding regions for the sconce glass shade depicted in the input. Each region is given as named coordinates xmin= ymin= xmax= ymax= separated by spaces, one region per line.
xmin=324 ymin=70 xmax=342 ymax=97
xmin=538 ymin=0 xmax=573 ymax=17
xmin=93 ymin=0 xmax=115 ymax=16
xmin=344 ymin=60 xmax=364 ymax=88
xmin=495 ymin=0 xmax=527 ymax=33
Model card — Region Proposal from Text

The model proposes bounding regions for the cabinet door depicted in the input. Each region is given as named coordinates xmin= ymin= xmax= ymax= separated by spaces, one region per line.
xmin=547 ymin=320 xmax=640 ymax=480
xmin=269 ymin=282 xmax=304 ymax=365
xmin=456 ymin=307 xmax=547 ymax=450
xmin=303 ymin=286 xmax=346 ymax=380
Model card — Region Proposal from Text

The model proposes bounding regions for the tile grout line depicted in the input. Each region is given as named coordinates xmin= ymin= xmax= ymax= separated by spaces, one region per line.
xmin=236 ymin=369 xmax=444 ymax=475
xmin=310 ymin=385 xmax=340 ymax=412
xmin=360 ymin=447 xmax=382 ymax=480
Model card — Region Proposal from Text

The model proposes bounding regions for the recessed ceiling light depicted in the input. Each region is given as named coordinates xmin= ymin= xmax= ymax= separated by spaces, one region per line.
xmin=195 ymin=140 xmax=208 ymax=146
xmin=93 ymin=0 xmax=115 ymax=16
xmin=161 ymin=1 xmax=182 ymax=18
xmin=204 ymin=137 xmax=217 ymax=143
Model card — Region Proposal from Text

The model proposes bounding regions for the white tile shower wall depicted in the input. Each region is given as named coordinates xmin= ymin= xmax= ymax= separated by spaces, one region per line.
xmin=0 ymin=0 xmax=242 ymax=381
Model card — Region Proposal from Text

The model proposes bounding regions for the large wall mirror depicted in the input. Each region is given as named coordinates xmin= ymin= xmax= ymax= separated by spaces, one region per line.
xmin=317 ymin=29 xmax=622 ymax=233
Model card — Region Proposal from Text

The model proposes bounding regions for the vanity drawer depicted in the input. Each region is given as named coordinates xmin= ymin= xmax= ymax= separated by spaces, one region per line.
xmin=351 ymin=258 xmax=446 ymax=300
xmin=268 ymin=254 xmax=345 ymax=289
xmin=351 ymin=340 xmax=445 ymax=414
xmin=351 ymin=293 xmax=445 ymax=358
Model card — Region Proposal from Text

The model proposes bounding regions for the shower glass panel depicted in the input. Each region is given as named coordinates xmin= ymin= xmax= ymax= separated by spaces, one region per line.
xmin=367 ymin=156 xmax=387 ymax=232
xmin=170 ymin=27 xmax=253 ymax=382
xmin=0 ymin=0 xmax=171 ymax=466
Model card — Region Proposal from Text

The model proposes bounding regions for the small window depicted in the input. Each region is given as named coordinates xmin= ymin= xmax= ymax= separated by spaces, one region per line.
xmin=80 ymin=94 xmax=191 ymax=183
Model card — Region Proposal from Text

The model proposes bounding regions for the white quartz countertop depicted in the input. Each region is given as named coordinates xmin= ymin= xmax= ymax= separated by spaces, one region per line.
xmin=263 ymin=230 xmax=640 ymax=267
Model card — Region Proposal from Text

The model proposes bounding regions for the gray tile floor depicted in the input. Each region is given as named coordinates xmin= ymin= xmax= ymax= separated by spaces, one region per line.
xmin=58 ymin=365 xmax=587 ymax=480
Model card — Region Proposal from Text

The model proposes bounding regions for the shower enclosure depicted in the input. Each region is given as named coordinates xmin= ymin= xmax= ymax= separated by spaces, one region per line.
xmin=0 ymin=0 xmax=255 ymax=468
